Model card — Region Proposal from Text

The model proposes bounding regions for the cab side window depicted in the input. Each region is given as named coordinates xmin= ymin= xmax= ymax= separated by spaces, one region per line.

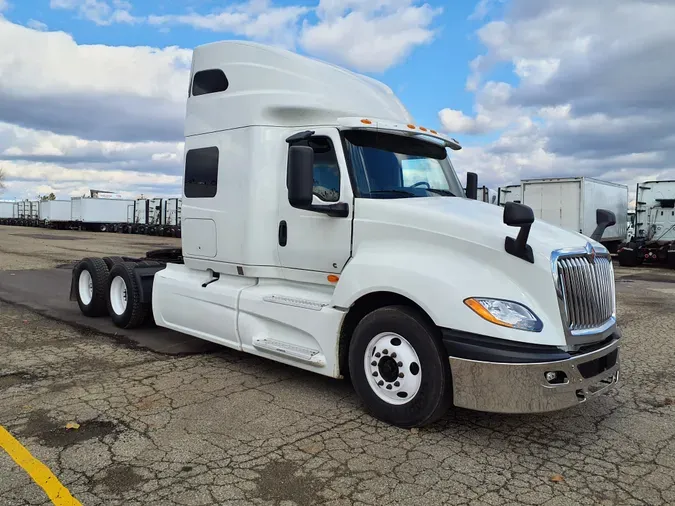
xmin=289 ymin=136 xmax=340 ymax=202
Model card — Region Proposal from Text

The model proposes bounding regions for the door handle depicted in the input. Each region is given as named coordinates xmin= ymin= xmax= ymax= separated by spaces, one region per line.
xmin=278 ymin=220 xmax=287 ymax=247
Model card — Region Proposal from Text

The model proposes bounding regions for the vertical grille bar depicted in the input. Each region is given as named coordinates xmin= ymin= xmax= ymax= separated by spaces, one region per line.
xmin=557 ymin=254 xmax=614 ymax=332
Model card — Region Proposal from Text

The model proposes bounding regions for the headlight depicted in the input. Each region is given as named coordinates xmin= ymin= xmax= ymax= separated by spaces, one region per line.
xmin=464 ymin=298 xmax=543 ymax=332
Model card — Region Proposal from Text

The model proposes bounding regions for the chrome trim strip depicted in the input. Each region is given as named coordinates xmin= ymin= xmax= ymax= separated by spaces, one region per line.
xmin=262 ymin=295 xmax=327 ymax=311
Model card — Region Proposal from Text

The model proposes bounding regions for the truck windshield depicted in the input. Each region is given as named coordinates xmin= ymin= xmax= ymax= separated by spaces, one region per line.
xmin=342 ymin=129 xmax=465 ymax=199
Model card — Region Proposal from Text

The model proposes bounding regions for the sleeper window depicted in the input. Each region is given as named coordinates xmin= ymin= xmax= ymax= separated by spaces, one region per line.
xmin=185 ymin=147 xmax=219 ymax=198
xmin=192 ymin=69 xmax=229 ymax=96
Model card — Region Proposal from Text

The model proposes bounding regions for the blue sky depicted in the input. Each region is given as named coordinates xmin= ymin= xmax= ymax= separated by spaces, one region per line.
xmin=5 ymin=0 xmax=490 ymax=133
xmin=0 ymin=0 xmax=673 ymax=205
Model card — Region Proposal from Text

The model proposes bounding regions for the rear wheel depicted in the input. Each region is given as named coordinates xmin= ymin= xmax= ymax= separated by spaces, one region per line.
xmin=73 ymin=258 xmax=109 ymax=317
xmin=107 ymin=262 xmax=149 ymax=329
xmin=102 ymin=256 xmax=126 ymax=270
xmin=348 ymin=306 xmax=453 ymax=428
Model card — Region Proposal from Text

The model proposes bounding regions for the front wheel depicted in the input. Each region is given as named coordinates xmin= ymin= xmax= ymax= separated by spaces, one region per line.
xmin=348 ymin=306 xmax=453 ymax=428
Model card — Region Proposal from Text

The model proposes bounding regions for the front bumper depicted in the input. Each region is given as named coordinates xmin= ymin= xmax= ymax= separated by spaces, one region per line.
xmin=442 ymin=330 xmax=621 ymax=414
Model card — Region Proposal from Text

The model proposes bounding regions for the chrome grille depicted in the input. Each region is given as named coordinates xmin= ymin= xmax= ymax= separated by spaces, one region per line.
xmin=556 ymin=254 xmax=615 ymax=331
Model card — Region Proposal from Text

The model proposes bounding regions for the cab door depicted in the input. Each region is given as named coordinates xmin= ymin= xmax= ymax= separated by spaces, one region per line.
xmin=277 ymin=127 xmax=354 ymax=275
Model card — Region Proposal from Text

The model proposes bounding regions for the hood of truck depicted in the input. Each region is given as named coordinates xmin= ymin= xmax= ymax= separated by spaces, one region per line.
xmin=353 ymin=196 xmax=599 ymax=260
xmin=344 ymin=196 xmax=609 ymax=348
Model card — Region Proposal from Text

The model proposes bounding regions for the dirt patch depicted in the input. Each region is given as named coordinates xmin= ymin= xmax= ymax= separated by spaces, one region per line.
xmin=38 ymin=420 xmax=120 ymax=448
xmin=256 ymin=460 xmax=324 ymax=506
xmin=10 ymin=233 xmax=89 ymax=241
xmin=619 ymin=272 xmax=675 ymax=284
xmin=97 ymin=465 xmax=145 ymax=494
xmin=0 ymin=371 xmax=37 ymax=389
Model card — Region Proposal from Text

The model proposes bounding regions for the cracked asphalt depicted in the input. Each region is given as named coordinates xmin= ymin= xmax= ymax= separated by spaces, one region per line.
xmin=1 ymin=229 xmax=674 ymax=505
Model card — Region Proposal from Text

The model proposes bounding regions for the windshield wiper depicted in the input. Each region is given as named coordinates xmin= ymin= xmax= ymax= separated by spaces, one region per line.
xmin=425 ymin=188 xmax=456 ymax=197
xmin=368 ymin=189 xmax=418 ymax=197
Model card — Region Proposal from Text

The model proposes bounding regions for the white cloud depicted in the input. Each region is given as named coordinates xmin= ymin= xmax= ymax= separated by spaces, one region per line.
xmin=53 ymin=0 xmax=444 ymax=73
xmin=0 ymin=18 xmax=191 ymax=142
xmin=440 ymin=81 xmax=517 ymax=135
xmin=1 ymin=160 xmax=181 ymax=200
xmin=27 ymin=19 xmax=48 ymax=31
xmin=300 ymin=0 xmax=442 ymax=72
xmin=0 ymin=122 xmax=183 ymax=171
xmin=50 ymin=0 xmax=140 ymax=26
xmin=442 ymin=0 xmax=675 ymax=201
xmin=0 ymin=0 xmax=9 ymax=13
xmin=148 ymin=0 xmax=309 ymax=48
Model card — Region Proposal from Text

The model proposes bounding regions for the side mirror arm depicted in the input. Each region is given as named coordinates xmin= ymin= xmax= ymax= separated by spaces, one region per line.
xmin=293 ymin=202 xmax=349 ymax=218
xmin=503 ymin=202 xmax=535 ymax=263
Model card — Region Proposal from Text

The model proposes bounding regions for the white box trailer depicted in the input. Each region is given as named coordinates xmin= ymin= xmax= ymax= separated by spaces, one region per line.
xmin=71 ymin=197 xmax=135 ymax=231
xmin=498 ymin=184 xmax=521 ymax=206
xmin=39 ymin=200 xmax=72 ymax=224
xmin=521 ymin=177 xmax=628 ymax=250
xmin=0 ymin=201 xmax=15 ymax=219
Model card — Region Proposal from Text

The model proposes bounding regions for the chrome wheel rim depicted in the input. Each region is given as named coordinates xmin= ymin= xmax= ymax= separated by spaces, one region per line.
xmin=110 ymin=276 xmax=128 ymax=316
xmin=364 ymin=332 xmax=422 ymax=405
xmin=78 ymin=270 xmax=93 ymax=305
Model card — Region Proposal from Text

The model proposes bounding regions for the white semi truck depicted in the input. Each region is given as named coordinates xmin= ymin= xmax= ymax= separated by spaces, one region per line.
xmin=69 ymin=41 xmax=622 ymax=428
xmin=619 ymin=180 xmax=675 ymax=267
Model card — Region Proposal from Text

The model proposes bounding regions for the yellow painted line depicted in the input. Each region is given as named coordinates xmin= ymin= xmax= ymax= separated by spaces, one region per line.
xmin=0 ymin=425 xmax=83 ymax=506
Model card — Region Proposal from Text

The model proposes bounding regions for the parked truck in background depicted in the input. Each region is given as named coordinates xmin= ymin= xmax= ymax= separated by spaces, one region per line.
xmin=476 ymin=186 xmax=498 ymax=205
xmin=619 ymin=180 xmax=675 ymax=267
xmin=498 ymin=184 xmax=521 ymax=206
xmin=627 ymin=210 xmax=635 ymax=242
xmin=69 ymin=40 xmax=622 ymax=428
xmin=521 ymin=177 xmax=628 ymax=252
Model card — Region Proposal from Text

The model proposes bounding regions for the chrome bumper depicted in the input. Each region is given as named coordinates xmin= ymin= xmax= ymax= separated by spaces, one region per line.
xmin=449 ymin=337 xmax=620 ymax=414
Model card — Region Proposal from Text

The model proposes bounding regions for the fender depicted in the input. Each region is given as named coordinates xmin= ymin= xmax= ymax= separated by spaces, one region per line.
xmin=331 ymin=239 xmax=568 ymax=347
xmin=133 ymin=265 xmax=167 ymax=304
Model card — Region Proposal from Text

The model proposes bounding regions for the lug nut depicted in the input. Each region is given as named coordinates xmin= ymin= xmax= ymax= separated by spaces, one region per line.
xmin=371 ymin=361 xmax=377 ymax=366
xmin=398 ymin=373 xmax=404 ymax=378
xmin=391 ymin=352 xmax=397 ymax=358
xmin=373 ymin=372 xmax=378 ymax=377
xmin=383 ymin=349 xmax=388 ymax=355
xmin=375 ymin=352 xmax=381 ymax=358
xmin=386 ymin=384 xmax=392 ymax=390
xmin=378 ymin=380 xmax=384 ymax=386
xmin=394 ymin=381 xmax=400 ymax=387
xmin=397 ymin=362 xmax=403 ymax=367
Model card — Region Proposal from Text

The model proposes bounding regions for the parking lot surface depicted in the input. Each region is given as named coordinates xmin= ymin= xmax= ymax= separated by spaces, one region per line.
xmin=0 ymin=226 xmax=674 ymax=506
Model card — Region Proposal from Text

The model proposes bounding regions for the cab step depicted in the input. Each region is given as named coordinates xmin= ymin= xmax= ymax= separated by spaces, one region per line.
xmin=252 ymin=337 xmax=326 ymax=366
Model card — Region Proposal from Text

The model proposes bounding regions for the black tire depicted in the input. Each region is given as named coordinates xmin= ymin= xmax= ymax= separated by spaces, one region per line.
xmin=618 ymin=246 xmax=639 ymax=267
xmin=348 ymin=305 xmax=453 ymax=428
xmin=101 ymin=256 xmax=126 ymax=270
xmin=107 ymin=262 xmax=149 ymax=329
xmin=668 ymin=249 xmax=675 ymax=269
xmin=73 ymin=258 xmax=110 ymax=317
